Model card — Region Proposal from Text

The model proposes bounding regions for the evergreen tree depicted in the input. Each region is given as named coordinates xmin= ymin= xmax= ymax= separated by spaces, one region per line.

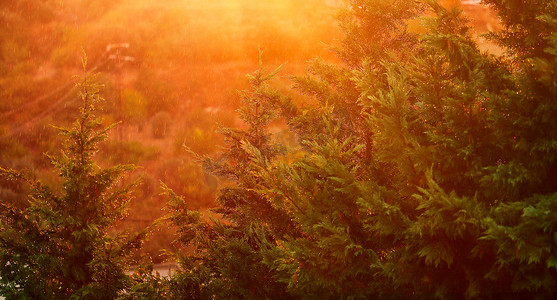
xmin=0 ymin=55 xmax=150 ymax=299
xmin=164 ymin=56 xmax=293 ymax=299
xmin=255 ymin=0 xmax=557 ymax=297
xmin=167 ymin=0 xmax=557 ymax=298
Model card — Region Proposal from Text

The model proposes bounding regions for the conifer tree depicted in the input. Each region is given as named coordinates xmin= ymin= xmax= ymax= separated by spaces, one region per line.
xmin=0 ymin=55 xmax=149 ymax=299
xmin=255 ymin=0 xmax=557 ymax=297
xmin=166 ymin=0 xmax=557 ymax=298
xmin=164 ymin=56 xmax=293 ymax=299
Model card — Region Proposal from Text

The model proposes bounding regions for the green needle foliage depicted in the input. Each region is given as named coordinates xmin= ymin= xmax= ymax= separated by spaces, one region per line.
xmin=0 ymin=55 xmax=150 ymax=299
xmin=163 ymin=55 xmax=294 ymax=299
xmin=167 ymin=0 xmax=557 ymax=299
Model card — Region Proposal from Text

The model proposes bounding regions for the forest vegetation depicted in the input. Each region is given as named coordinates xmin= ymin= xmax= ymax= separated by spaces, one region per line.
xmin=0 ymin=0 xmax=341 ymax=261
xmin=1 ymin=0 xmax=556 ymax=299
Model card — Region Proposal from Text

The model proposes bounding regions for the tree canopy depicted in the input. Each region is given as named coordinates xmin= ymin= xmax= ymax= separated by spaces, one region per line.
xmin=1 ymin=0 xmax=556 ymax=299
xmin=166 ymin=0 xmax=557 ymax=298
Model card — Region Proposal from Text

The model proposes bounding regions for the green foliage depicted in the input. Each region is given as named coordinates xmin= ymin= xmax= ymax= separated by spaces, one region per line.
xmin=0 ymin=56 xmax=152 ymax=299
xmin=162 ymin=58 xmax=295 ymax=299
xmin=164 ymin=0 xmax=557 ymax=299
xmin=118 ymin=255 xmax=170 ymax=300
